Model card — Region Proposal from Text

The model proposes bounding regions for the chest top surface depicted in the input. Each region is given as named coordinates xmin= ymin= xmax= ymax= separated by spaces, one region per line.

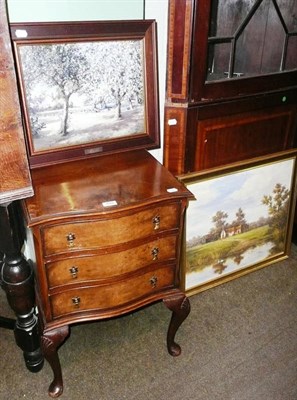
xmin=24 ymin=150 xmax=192 ymax=225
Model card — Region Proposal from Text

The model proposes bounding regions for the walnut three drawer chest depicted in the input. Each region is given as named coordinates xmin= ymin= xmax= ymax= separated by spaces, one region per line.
xmin=23 ymin=150 xmax=193 ymax=397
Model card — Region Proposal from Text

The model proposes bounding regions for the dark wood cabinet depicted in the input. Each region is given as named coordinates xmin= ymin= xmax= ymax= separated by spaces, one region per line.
xmin=164 ymin=0 xmax=297 ymax=175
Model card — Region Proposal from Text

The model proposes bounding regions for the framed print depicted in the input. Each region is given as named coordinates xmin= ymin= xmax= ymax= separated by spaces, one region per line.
xmin=180 ymin=150 xmax=297 ymax=296
xmin=10 ymin=20 xmax=159 ymax=167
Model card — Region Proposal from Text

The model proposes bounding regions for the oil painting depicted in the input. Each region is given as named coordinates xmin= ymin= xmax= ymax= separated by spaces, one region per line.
xmin=180 ymin=151 xmax=297 ymax=295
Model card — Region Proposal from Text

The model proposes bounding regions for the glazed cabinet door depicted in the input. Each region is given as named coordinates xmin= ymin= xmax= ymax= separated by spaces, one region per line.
xmin=191 ymin=0 xmax=297 ymax=101
xmin=166 ymin=0 xmax=297 ymax=104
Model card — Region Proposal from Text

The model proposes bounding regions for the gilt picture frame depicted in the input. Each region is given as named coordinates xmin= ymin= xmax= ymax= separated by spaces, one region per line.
xmin=10 ymin=20 xmax=159 ymax=167
xmin=179 ymin=150 xmax=297 ymax=296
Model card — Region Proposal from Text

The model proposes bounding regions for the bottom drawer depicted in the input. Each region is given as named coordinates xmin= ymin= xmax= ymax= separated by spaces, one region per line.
xmin=50 ymin=265 xmax=175 ymax=318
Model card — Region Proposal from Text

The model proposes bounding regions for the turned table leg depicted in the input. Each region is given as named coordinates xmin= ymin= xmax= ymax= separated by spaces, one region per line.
xmin=163 ymin=292 xmax=190 ymax=356
xmin=0 ymin=203 xmax=43 ymax=372
xmin=41 ymin=326 xmax=70 ymax=398
xmin=0 ymin=253 xmax=15 ymax=330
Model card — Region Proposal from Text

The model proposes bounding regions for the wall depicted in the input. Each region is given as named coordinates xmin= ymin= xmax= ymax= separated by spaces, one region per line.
xmin=7 ymin=0 xmax=144 ymax=21
xmin=6 ymin=0 xmax=168 ymax=162
xmin=145 ymin=0 xmax=168 ymax=162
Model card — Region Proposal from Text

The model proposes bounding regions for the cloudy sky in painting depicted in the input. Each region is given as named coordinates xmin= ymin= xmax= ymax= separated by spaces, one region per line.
xmin=186 ymin=158 xmax=295 ymax=239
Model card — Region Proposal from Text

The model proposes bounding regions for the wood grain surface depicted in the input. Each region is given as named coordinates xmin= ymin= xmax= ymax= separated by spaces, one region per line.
xmin=0 ymin=0 xmax=33 ymax=203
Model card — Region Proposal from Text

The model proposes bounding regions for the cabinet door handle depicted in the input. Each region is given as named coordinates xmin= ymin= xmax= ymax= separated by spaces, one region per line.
xmin=66 ymin=232 xmax=76 ymax=247
xmin=71 ymin=296 xmax=81 ymax=307
xmin=152 ymin=215 xmax=160 ymax=230
xmin=69 ymin=266 xmax=79 ymax=278
xmin=149 ymin=276 xmax=158 ymax=288
xmin=151 ymin=247 xmax=159 ymax=261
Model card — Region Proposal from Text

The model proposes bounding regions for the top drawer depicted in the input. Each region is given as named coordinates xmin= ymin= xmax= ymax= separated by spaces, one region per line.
xmin=42 ymin=202 xmax=181 ymax=256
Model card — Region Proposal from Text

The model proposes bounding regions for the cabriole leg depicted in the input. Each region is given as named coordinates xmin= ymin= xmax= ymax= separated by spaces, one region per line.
xmin=41 ymin=326 xmax=69 ymax=398
xmin=163 ymin=292 xmax=190 ymax=356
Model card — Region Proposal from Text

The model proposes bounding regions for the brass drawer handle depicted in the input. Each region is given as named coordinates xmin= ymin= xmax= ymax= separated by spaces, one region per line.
xmin=72 ymin=296 xmax=81 ymax=307
xmin=66 ymin=232 xmax=76 ymax=247
xmin=69 ymin=266 xmax=79 ymax=279
xmin=151 ymin=247 xmax=159 ymax=261
xmin=149 ymin=276 xmax=158 ymax=288
xmin=152 ymin=215 xmax=160 ymax=230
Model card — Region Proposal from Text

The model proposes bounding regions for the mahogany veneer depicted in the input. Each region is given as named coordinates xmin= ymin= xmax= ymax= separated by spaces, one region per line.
xmin=23 ymin=150 xmax=193 ymax=397
xmin=164 ymin=0 xmax=297 ymax=176
xmin=0 ymin=0 xmax=33 ymax=202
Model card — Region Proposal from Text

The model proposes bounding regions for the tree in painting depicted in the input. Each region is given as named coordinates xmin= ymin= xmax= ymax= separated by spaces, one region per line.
xmin=20 ymin=43 xmax=90 ymax=137
xmin=210 ymin=210 xmax=228 ymax=240
xmin=262 ymin=183 xmax=290 ymax=249
xmin=231 ymin=207 xmax=248 ymax=232
xmin=18 ymin=48 xmax=47 ymax=137
xmin=86 ymin=40 xmax=143 ymax=119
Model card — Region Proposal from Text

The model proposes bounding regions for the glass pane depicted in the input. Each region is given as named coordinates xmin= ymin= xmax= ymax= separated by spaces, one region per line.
xmin=206 ymin=0 xmax=297 ymax=82
xmin=276 ymin=0 xmax=297 ymax=32
xmin=286 ymin=36 xmax=297 ymax=69
xmin=260 ymin=1 xmax=286 ymax=74
xmin=209 ymin=0 xmax=255 ymax=37
xmin=207 ymin=43 xmax=232 ymax=81
xmin=234 ymin=0 xmax=270 ymax=77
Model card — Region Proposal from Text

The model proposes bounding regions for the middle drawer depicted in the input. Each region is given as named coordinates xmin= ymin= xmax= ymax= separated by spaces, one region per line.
xmin=46 ymin=235 xmax=177 ymax=288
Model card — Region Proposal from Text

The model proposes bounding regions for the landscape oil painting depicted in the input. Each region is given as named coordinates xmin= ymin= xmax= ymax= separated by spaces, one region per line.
xmin=181 ymin=151 xmax=297 ymax=295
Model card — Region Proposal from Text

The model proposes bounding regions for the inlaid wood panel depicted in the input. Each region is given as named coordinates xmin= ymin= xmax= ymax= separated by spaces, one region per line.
xmin=194 ymin=104 xmax=297 ymax=170
xmin=166 ymin=0 xmax=194 ymax=102
xmin=164 ymin=94 xmax=297 ymax=175
xmin=164 ymin=106 xmax=188 ymax=175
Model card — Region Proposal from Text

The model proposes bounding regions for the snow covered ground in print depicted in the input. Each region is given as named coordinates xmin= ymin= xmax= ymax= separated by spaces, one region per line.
xmin=31 ymin=105 xmax=144 ymax=151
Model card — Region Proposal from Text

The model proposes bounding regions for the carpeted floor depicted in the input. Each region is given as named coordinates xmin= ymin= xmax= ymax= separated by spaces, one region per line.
xmin=1 ymin=245 xmax=297 ymax=400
